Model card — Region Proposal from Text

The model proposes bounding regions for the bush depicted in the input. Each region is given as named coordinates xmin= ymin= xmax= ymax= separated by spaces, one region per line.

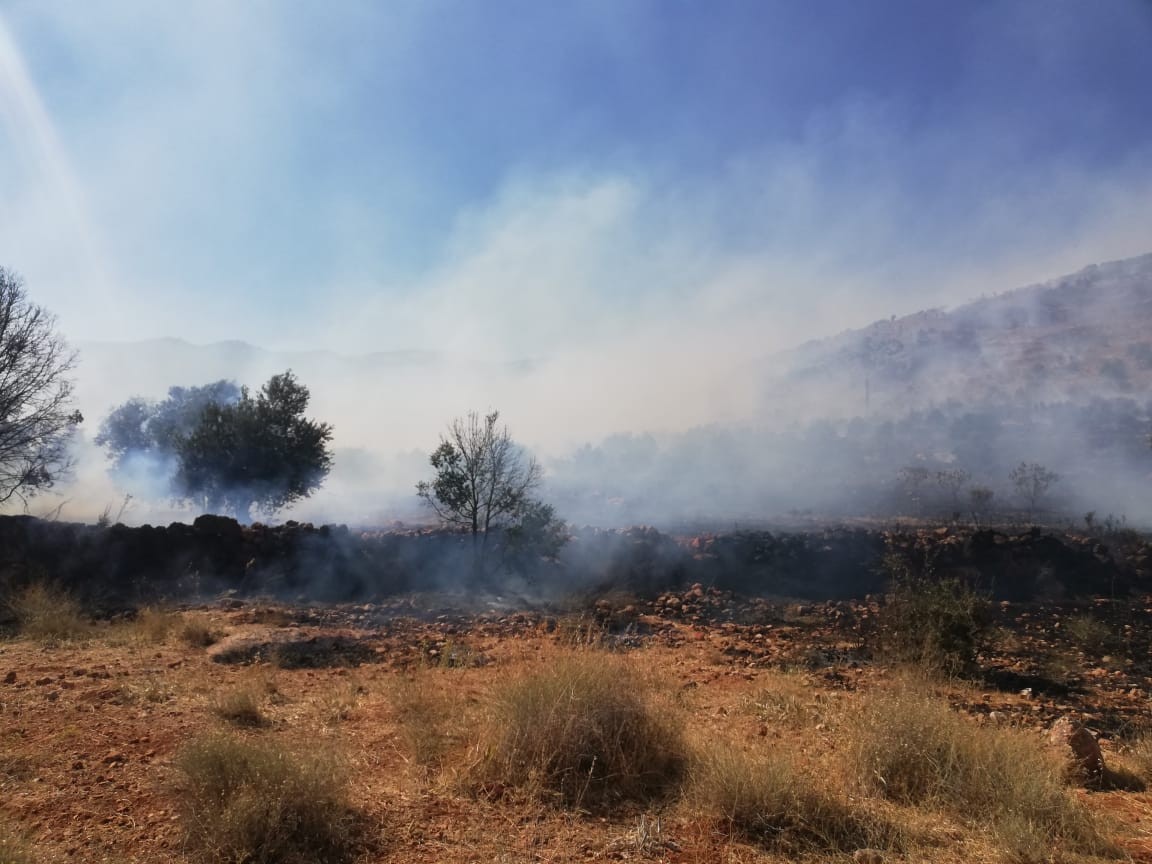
xmin=174 ymin=733 xmax=356 ymax=864
xmin=180 ymin=618 xmax=221 ymax=648
xmin=851 ymin=690 xmax=1112 ymax=857
xmin=879 ymin=553 xmax=987 ymax=675
xmin=6 ymin=583 xmax=90 ymax=643
xmin=475 ymin=655 xmax=686 ymax=810
xmin=690 ymin=746 xmax=898 ymax=853
xmin=212 ymin=686 xmax=267 ymax=728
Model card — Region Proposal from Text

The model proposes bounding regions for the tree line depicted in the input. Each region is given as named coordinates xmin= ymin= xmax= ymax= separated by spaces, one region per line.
xmin=0 ymin=268 xmax=564 ymax=576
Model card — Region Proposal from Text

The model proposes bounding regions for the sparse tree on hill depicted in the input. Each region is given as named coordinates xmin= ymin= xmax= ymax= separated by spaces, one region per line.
xmin=1010 ymin=462 xmax=1059 ymax=520
xmin=0 ymin=268 xmax=82 ymax=505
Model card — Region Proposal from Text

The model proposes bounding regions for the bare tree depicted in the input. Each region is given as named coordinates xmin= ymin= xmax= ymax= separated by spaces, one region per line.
xmin=0 ymin=268 xmax=82 ymax=505
xmin=968 ymin=485 xmax=994 ymax=528
xmin=417 ymin=410 xmax=542 ymax=549
xmin=935 ymin=467 xmax=971 ymax=516
xmin=1010 ymin=462 xmax=1059 ymax=520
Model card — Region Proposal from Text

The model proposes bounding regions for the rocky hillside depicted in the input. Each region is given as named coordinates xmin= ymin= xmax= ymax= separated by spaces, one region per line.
xmin=768 ymin=252 xmax=1152 ymax=419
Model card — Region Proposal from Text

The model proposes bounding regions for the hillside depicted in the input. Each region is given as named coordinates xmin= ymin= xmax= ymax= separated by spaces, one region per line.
xmin=768 ymin=252 xmax=1152 ymax=419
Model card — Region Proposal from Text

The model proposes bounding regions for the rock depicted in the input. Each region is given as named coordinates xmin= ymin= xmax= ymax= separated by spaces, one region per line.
xmin=101 ymin=751 xmax=126 ymax=765
xmin=1048 ymin=717 xmax=1104 ymax=786
xmin=2 ymin=671 xmax=15 ymax=685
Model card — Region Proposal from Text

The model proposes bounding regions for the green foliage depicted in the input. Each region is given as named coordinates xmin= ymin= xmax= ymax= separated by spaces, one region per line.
xmin=96 ymin=380 xmax=241 ymax=468
xmin=174 ymin=733 xmax=356 ymax=864
xmin=417 ymin=411 xmax=541 ymax=537
xmin=879 ymin=552 xmax=988 ymax=675
xmin=503 ymin=499 xmax=568 ymax=573
xmin=99 ymin=371 xmax=332 ymax=519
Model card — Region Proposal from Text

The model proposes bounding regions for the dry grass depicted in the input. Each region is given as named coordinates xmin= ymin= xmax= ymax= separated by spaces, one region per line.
xmin=850 ymin=688 xmax=1114 ymax=858
xmin=473 ymin=654 xmax=686 ymax=810
xmin=689 ymin=745 xmax=900 ymax=854
xmin=212 ymin=685 xmax=268 ymax=728
xmin=174 ymin=732 xmax=358 ymax=864
xmin=742 ymin=670 xmax=830 ymax=728
xmin=0 ymin=821 xmax=35 ymax=864
xmin=390 ymin=674 xmax=470 ymax=773
xmin=179 ymin=617 xmax=222 ymax=648
xmin=6 ymin=583 xmax=90 ymax=644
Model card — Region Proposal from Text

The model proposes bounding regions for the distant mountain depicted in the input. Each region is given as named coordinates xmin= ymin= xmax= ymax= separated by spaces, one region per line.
xmin=765 ymin=252 xmax=1152 ymax=419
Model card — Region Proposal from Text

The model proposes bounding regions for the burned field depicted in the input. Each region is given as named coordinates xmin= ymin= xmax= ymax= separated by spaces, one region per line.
xmin=3 ymin=518 xmax=1152 ymax=863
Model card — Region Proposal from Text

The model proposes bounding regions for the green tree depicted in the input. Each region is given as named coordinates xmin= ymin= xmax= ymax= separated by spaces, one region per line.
xmin=175 ymin=371 xmax=333 ymax=518
xmin=98 ymin=371 xmax=331 ymax=519
xmin=0 ymin=268 xmax=82 ymax=505
xmin=417 ymin=411 xmax=562 ymax=576
xmin=96 ymin=380 xmax=241 ymax=470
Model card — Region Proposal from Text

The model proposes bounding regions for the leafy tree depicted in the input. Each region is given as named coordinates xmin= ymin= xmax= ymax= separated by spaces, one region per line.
xmin=1009 ymin=462 xmax=1059 ymax=520
xmin=418 ymin=411 xmax=563 ymax=576
xmin=96 ymin=380 xmax=241 ymax=470
xmin=0 ymin=268 xmax=82 ymax=505
xmin=98 ymin=371 xmax=331 ymax=519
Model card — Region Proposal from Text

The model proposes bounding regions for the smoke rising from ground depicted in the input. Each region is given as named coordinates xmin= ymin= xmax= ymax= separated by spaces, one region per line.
xmin=3 ymin=4 xmax=1152 ymax=527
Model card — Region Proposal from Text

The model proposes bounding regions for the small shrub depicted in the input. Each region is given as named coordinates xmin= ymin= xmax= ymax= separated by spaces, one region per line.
xmin=1064 ymin=614 xmax=1119 ymax=655
xmin=690 ymin=745 xmax=898 ymax=853
xmin=6 ymin=583 xmax=90 ymax=643
xmin=134 ymin=606 xmax=175 ymax=643
xmin=851 ymin=690 xmax=1112 ymax=856
xmin=174 ymin=733 xmax=356 ymax=864
xmin=878 ymin=552 xmax=988 ymax=675
xmin=212 ymin=686 xmax=267 ymax=728
xmin=180 ymin=618 xmax=222 ymax=648
xmin=475 ymin=655 xmax=686 ymax=810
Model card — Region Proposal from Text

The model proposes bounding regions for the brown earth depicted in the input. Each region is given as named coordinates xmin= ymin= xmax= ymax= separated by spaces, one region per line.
xmin=3 ymin=588 xmax=1152 ymax=864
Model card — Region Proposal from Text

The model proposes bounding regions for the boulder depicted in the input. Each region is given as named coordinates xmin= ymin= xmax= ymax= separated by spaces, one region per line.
xmin=1048 ymin=716 xmax=1105 ymax=786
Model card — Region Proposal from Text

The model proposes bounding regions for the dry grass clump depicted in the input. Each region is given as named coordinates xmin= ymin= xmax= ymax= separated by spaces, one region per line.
xmin=390 ymin=675 xmax=460 ymax=771
xmin=0 ymin=821 xmax=35 ymax=864
xmin=690 ymin=746 xmax=899 ymax=854
xmin=174 ymin=732 xmax=357 ymax=864
xmin=851 ymin=689 xmax=1113 ymax=857
xmin=179 ymin=618 xmax=222 ymax=648
xmin=6 ymin=582 xmax=90 ymax=643
xmin=474 ymin=654 xmax=686 ymax=810
xmin=212 ymin=685 xmax=268 ymax=728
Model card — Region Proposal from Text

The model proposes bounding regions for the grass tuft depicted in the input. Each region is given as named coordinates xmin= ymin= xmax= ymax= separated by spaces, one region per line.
xmin=0 ymin=820 xmax=35 ymax=864
xmin=212 ymin=686 xmax=268 ymax=728
xmin=690 ymin=745 xmax=899 ymax=853
xmin=851 ymin=689 xmax=1114 ymax=857
xmin=174 ymin=732 xmax=357 ymax=864
xmin=474 ymin=654 xmax=686 ymax=810
xmin=6 ymin=583 xmax=90 ymax=644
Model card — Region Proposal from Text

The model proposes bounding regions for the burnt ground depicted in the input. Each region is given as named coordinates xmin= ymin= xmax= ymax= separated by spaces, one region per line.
xmin=3 ymin=584 xmax=1152 ymax=864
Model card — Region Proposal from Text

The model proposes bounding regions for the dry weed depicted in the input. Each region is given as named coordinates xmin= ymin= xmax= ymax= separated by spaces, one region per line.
xmin=473 ymin=654 xmax=686 ymax=810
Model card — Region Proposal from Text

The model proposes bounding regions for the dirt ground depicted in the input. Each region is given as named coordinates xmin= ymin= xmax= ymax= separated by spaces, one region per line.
xmin=3 ymin=591 xmax=1152 ymax=863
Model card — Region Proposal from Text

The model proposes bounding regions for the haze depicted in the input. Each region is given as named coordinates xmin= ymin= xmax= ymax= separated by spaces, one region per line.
xmin=2 ymin=2 xmax=1151 ymax=526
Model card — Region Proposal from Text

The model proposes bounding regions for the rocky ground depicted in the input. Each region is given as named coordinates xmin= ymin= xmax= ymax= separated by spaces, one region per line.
xmin=3 ymin=585 xmax=1152 ymax=863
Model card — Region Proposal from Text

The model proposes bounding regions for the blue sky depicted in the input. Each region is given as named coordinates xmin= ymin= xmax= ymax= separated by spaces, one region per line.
xmin=1 ymin=0 xmax=1151 ymax=360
